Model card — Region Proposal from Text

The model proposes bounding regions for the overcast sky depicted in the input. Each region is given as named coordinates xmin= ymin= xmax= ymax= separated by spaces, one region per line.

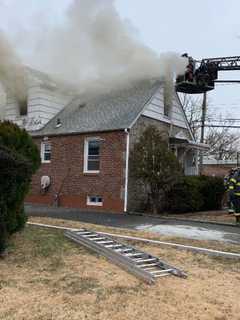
xmin=1 ymin=0 xmax=240 ymax=119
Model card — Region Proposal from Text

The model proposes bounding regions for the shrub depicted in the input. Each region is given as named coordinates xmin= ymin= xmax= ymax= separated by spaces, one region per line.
xmin=166 ymin=175 xmax=225 ymax=213
xmin=0 ymin=121 xmax=40 ymax=254
xmin=130 ymin=126 xmax=183 ymax=214
xmin=199 ymin=175 xmax=225 ymax=211
xmin=0 ymin=121 xmax=40 ymax=172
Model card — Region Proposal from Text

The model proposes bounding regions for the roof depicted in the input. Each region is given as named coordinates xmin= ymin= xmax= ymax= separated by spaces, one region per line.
xmin=31 ymin=79 xmax=161 ymax=137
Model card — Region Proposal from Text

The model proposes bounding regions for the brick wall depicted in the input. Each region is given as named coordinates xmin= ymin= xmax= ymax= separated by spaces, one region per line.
xmin=26 ymin=130 xmax=126 ymax=213
xmin=202 ymin=164 xmax=235 ymax=177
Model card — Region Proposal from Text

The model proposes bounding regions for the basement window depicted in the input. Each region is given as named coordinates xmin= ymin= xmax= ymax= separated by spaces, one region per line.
xmin=87 ymin=195 xmax=103 ymax=206
xmin=19 ymin=98 xmax=28 ymax=116
xmin=41 ymin=142 xmax=52 ymax=163
xmin=84 ymin=138 xmax=100 ymax=173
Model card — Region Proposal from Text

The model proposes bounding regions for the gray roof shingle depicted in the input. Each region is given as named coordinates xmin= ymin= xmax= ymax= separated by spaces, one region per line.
xmin=31 ymin=79 xmax=161 ymax=137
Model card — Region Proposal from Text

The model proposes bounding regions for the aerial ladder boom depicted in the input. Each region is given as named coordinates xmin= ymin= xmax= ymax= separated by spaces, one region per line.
xmin=200 ymin=56 xmax=240 ymax=71
xmin=176 ymin=55 xmax=240 ymax=94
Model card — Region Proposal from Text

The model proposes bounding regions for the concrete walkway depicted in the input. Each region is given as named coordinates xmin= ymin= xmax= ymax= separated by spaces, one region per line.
xmin=25 ymin=204 xmax=240 ymax=245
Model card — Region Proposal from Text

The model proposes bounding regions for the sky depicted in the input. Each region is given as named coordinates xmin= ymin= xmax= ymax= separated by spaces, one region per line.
xmin=1 ymin=0 xmax=240 ymax=120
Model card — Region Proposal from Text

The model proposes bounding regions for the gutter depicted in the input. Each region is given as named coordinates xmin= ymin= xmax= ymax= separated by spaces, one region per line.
xmin=30 ymin=128 xmax=126 ymax=139
xmin=124 ymin=128 xmax=130 ymax=212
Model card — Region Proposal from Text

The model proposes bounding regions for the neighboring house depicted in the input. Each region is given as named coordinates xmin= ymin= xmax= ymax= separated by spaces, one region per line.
xmin=202 ymin=156 xmax=238 ymax=177
xmin=2 ymin=69 xmax=208 ymax=213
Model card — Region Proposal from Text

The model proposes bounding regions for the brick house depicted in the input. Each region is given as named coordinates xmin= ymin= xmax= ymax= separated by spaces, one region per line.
xmin=202 ymin=157 xmax=238 ymax=177
xmin=2 ymin=69 xmax=207 ymax=213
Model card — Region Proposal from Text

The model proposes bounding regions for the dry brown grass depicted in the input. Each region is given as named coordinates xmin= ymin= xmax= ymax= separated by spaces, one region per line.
xmin=0 ymin=218 xmax=240 ymax=320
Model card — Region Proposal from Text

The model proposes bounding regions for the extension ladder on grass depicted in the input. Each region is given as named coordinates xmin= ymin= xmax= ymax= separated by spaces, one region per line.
xmin=65 ymin=228 xmax=187 ymax=284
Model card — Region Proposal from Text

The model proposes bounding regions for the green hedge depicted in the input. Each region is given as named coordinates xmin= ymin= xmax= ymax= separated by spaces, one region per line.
xmin=166 ymin=175 xmax=225 ymax=213
xmin=0 ymin=121 xmax=40 ymax=254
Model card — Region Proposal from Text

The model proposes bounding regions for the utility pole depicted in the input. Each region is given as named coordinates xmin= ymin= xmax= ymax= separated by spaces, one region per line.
xmin=199 ymin=92 xmax=207 ymax=174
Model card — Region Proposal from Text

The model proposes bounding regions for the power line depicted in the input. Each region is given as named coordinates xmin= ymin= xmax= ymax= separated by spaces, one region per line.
xmin=206 ymin=118 xmax=240 ymax=121
xmin=204 ymin=125 xmax=240 ymax=128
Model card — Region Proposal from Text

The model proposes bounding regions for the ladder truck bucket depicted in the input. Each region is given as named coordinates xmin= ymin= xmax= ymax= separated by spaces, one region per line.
xmin=175 ymin=79 xmax=215 ymax=94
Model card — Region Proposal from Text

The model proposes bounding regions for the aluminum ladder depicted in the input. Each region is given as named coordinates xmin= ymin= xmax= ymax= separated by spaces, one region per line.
xmin=65 ymin=228 xmax=187 ymax=284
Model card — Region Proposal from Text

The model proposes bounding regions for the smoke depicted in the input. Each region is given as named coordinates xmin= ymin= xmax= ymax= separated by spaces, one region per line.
xmin=0 ymin=30 xmax=26 ymax=105
xmin=27 ymin=0 xmax=187 ymax=94
xmin=0 ymin=0 xmax=187 ymax=102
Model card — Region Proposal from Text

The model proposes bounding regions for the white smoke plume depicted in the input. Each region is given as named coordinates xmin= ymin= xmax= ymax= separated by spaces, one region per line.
xmin=0 ymin=0 xmax=187 ymax=100
xmin=27 ymin=0 xmax=187 ymax=94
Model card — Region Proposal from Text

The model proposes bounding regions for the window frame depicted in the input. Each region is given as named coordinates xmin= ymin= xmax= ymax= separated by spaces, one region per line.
xmin=41 ymin=141 xmax=52 ymax=163
xmin=84 ymin=138 xmax=101 ymax=173
xmin=87 ymin=195 xmax=103 ymax=206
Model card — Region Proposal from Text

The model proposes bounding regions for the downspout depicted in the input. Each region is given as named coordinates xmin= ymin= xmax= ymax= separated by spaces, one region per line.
xmin=124 ymin=128 xmax=130 ymax=213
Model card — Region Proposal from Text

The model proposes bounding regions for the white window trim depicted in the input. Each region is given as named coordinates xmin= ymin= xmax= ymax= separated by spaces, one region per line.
xmin=83 ymin=137 xmax=100 ymax=173
xmin=87 ymin=196 xmax=103 ymax=206
xmin=41 ymin=142 xmax=51 ymax=164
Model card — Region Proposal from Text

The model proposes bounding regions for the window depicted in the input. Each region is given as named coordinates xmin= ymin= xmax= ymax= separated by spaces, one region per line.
xmin=87 ymin=195 xmax=103 ymax=206
xmin=84 ymin=138 xmax=100 ymax=173
xmin=41 ymin=142 xmax=51 ymax=163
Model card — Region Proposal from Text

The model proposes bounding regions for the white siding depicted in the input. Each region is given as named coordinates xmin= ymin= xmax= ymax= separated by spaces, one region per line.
xmin=3 ymin=70 xmax=74 ymax=131
xmin=142 ymin=87 xmax=188 ymax=129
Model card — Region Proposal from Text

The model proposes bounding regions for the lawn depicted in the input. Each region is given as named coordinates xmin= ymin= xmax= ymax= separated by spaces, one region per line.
xmin=0 ymin=220 xmax=240 ymax=320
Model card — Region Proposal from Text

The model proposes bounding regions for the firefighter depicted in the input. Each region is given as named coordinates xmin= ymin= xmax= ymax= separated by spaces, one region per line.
xmin=224 ymin=168 xmax=236 ymax=214
xmin=181 ymin=53 xmax=195 ymax=82
xmin=228 ymin=169 xmax=240 ymax=224
xmin=186 ymin=57 xmax=195 ymax=82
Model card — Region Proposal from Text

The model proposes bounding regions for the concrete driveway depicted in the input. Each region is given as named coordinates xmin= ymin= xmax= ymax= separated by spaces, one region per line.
xmin=26 ymin=204 xmax=240 ymax=245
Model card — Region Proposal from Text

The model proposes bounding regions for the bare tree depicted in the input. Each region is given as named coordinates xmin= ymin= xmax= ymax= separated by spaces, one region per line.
xmin=180 ymin=94 xmax=205 ymax=140
xmin=205 ymin=120 xmax=240 ymax=160
xmin=180 ymin=93 xmax=240 ymax=160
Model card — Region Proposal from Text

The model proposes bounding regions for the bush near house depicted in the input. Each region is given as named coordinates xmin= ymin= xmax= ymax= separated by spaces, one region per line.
xmin=166 ymin=175 xmax=225 ymax=213
xmin=0 ymin=121 xmax=40 ymax=254
xmin=130 ymin=125 xmax=183 ymax=214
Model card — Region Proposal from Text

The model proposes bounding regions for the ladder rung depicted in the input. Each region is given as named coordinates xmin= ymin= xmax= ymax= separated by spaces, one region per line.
xmin=154 ymin=273 xmax=170 ymax=278
xmin=114 ymin=248 xmax=132 ymax=253
xmin=139 ymin=263 xmax=159 ymax=268
xmin=135 ymin=258 xmax=157 ymax=263
xmin=124 ymin=252 xmax=143 ymax=257
xmin=105 ymin=244 xmax=122 ymax=248
xmin=97 ymin=241 xmax=114 ymax=245
xmin=89 ymin=237 xmax=106 ymax=241
xmin=78 ymin=232 xmax=93 ymax=235
xmin=143 ymin=267 xmax=157 ymax=271
xmin=150 ymin=269 xmax=172 ymax=274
